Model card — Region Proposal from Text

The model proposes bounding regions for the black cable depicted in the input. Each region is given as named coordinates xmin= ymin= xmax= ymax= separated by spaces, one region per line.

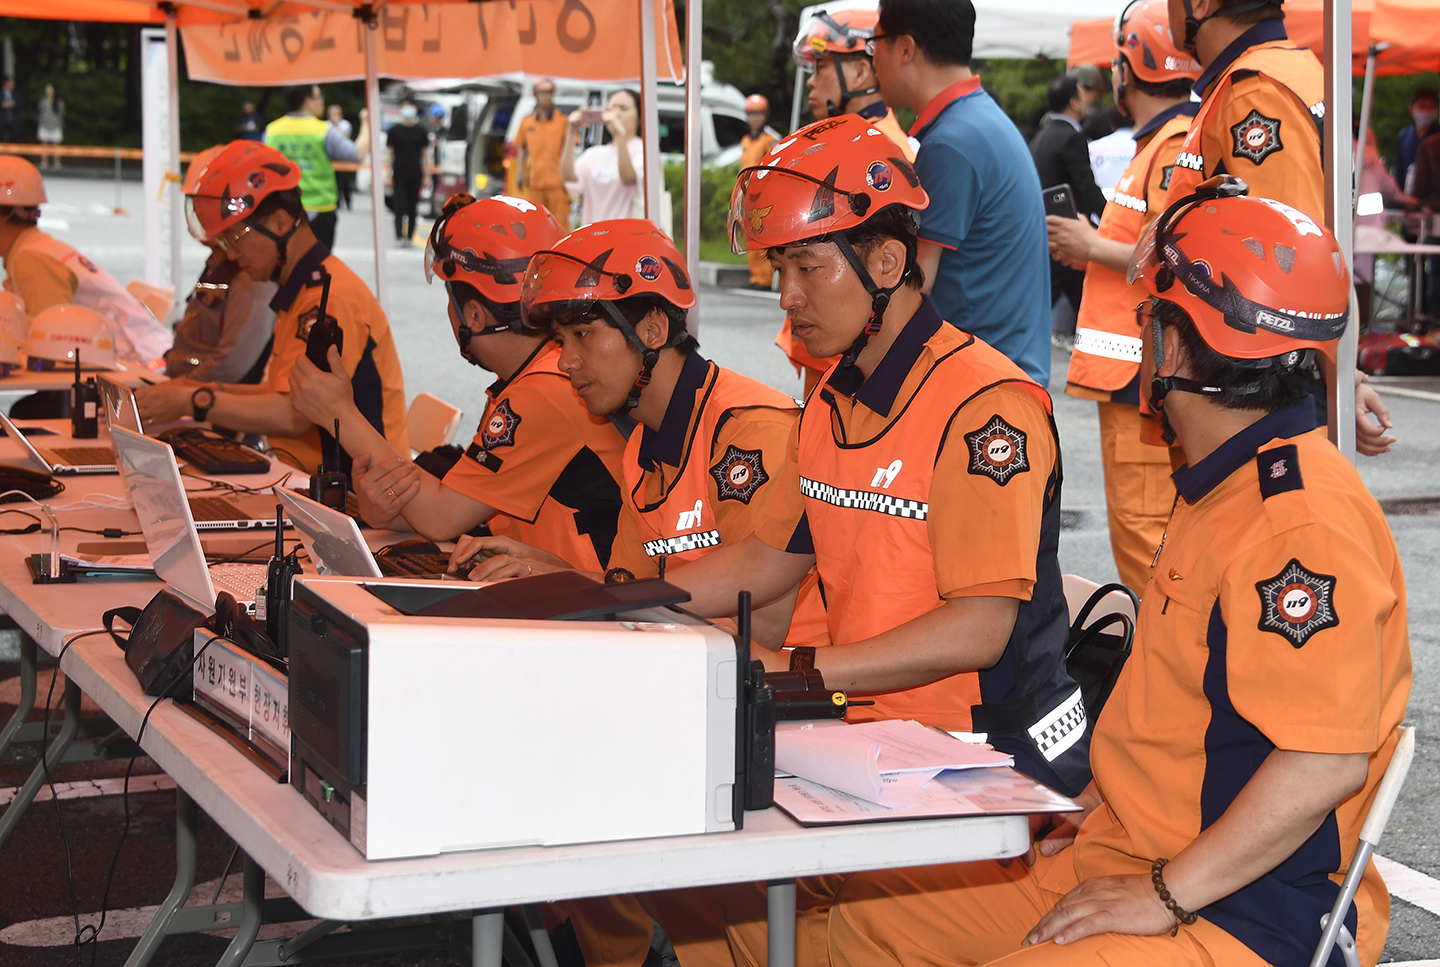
xmin=0 ymin=509 xmax=140 ymax=538
xmin=260 ymin=445 xmax=310 ymax=475
xmin=79 ymin=633 xmax=222 ymax=964
xmin=205 ymin=538 xmax=302 ymax=565
xmin=38 ymin=630 xmax=113 ymax=966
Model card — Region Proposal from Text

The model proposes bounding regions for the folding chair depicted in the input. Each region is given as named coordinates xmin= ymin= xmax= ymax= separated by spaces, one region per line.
xmin=1061 ymin=575 xmax=1139 ymax=722
xmin=126 ymin=279 xmax=175 ymax=323
xmin=407 ymin=392 xmax=463 ymax=455
xmin=1310 ymin=725 xmax=1417 ymax=967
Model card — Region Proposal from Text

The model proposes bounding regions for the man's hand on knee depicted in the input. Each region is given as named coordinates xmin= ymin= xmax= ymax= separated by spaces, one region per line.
xmin=1022 ymin=874 xmax=1175 ymax=947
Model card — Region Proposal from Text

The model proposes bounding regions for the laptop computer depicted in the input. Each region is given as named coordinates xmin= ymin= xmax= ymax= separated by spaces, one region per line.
xmin=274 ymin=487 xmax=452 ymax=579
xmin=0 ymin=409 xmax=118 ymax=475
xmin=110 ymin=427 xmax=272 ymax=615
xmin=98 ymin=375 xmax=270 ymax=476
xmin=98 ymin=374 xmax=143 ymax=434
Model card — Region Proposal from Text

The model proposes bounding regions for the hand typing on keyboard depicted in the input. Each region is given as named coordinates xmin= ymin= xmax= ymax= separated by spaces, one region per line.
xmin=450 ymin=534 xmax=573 ymax=582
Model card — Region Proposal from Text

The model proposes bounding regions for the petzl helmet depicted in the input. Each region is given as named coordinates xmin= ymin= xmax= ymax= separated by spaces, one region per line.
xmin=0 ymin=155 xmax=46 ymax=209
xmin=1130 ymin=175 xmax=1349 ymax=408
xmin=793 ymin=7 xmax=881 ymax=117
xmin=1111 ymin=0 xmax=1201 ymax=122
xmin=180 ymin=144 xmax=228 ymax=196
xmin=520 ymin=218 xmax=695 ymax=411
xmin=424 ymin=193 xmax=566 ymax=365
xmin=184 ymin=140 xmax=301 ymax=244
xmin=729 ymin=113 xmax=928 ymax=368
xmin=23 ymin=304 xmax=118 ymax=367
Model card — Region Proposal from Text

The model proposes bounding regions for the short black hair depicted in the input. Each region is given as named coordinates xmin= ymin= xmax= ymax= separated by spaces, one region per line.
xmin=0 ymin=205 xmax=39 ymax=225
xmin=840 ymin=204 xmax=926 ymax=292
xmin=600 ymin=89 xmax=644 ymax=144
xmin=1216 ymin=0 xmax=1284 ymax=26
xmin=1155 ymin=298 xmax=1317 ymax=412
xmin=250 ymin=187 xmax=305 ymax=224
xmin=550 ymin=294 xmax=698 ymax=355
xmin=1128 ymin=72 xmax=1194 ymax=101
xmin=1412 ymin=87 xmax=1439 ymax=106
xmin=877 ymin=0 xmax=974 ymax=67
xmin=400 ymin=96 xmax=417 ymax=107
xmin=283 ymin=84 xmax=318 ymax=113
xmin=449 ymin=280 xmax=522 ymax=328
xmin=1047 ymin=75 xmax=1081 ymax=114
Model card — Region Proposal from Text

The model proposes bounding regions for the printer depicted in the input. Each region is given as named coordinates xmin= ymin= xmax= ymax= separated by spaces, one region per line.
xmin=286 ymin=574 xmax=764 ymax=860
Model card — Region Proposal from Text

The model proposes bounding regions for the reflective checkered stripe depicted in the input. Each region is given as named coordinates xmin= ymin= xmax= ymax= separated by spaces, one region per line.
xmin=1027 ymin=687 xmax=1087 ymax=762
xmin=642 ymin=530 xmax=721 ymax=557
xmin=799 ymin=476 xmax=928 ymax=520
xmin=1073 ymin=328 xmax=1143 ymax=362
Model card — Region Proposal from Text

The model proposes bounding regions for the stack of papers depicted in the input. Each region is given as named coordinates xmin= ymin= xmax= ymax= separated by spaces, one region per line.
xmin=774 ymin=719 xmax=1012 ymax=808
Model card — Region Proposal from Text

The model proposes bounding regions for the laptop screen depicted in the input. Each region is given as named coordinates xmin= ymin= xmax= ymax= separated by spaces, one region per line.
xmin=0 ymin=408 xmax=54 ymax=473
xmin=98 ymin=376 xmax=143 ymax=434
xmin=274 ymin=488 xmax=382 ymax=579
xmin=111 ymin=427 xmax=216 ymax=613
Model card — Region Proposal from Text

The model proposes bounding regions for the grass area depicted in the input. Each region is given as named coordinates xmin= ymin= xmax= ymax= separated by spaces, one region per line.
xmin=697 ymin=237 xmax=748 ymax=265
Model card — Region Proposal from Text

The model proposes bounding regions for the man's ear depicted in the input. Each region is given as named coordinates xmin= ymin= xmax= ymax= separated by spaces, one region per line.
xmin=893 ymin=34 xmax=918 ymax=66
xmin=1158 ymin=323 xmax=1185 ymax=378
xmin=463 ymin=298 xmax=490 ymax=331
xmin=636 ymin=309 xmax=670 ymax=351
xmin=867 ymin=238 xmax=909 ymax=290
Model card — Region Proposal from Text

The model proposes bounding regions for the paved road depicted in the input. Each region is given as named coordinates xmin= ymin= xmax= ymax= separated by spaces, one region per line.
xmin=1 ymin=174 xmax=1437 ymax=964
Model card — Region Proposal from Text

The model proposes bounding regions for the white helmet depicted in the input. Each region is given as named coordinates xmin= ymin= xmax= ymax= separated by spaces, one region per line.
xmin=0 ymin=155 xmax=46 ymax=208
xmin=0 ymin=292 xmax=24 ymax=366
xmin=23 ymin=304 xmax=117 ymax=367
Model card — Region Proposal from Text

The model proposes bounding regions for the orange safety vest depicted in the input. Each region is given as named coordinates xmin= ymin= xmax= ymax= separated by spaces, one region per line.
xmin=1165 ymin=42 xmax=1325 ymax=204
xmin=798 ymin=326 xmax=1089 ymax=792
xmin=1067 ymin=111 xmax=1194 ymax=397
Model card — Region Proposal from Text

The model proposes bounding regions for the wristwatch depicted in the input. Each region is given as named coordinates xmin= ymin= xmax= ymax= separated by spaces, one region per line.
xmin=191 ymin=387 xmax=216 ymax=422
xmin=789 ymin=646 xmax=816 ymax=672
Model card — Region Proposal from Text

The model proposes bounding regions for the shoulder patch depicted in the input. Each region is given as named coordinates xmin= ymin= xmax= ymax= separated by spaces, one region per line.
xmin=1256 ymin=558 xmax=1338 ymax=648
xmin=464 ymin=440 xmax=503 ymax=472
xmin=965 ymin=415 xmax=1030 ymax=486
xmin=1230 ymin=109 xmax=1283 ymax=165
xmin=480 ymin=399 xmax=521 ymax=450
xmin=710 ymin=444 xmax=769 ymax=504
xmin=1160 ymin=164 xmax=1175 ymax=191
xmin=1257 ymin=444 xmax=1303 ymax=499
xmin=294 ymin=305 xmax=337 ymax=342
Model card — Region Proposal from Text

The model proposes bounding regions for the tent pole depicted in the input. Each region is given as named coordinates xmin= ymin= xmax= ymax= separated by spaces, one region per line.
xmin=789 ymin=66 xmax=805 ymax=134
xmin=166 ymin=11 xmax=182 ymax=296
xmin=639 ymin=0 xmax=662 ymax=220
xmin=1323 ymin=0 xmax=1356 ymax=459
xmin=362 ymin=10 xmax=388 ymax=312
xmin=684 ymin=0 xmax=702 ymax=333
xmin=1354 ymin=43 xmax=1378 ymax=177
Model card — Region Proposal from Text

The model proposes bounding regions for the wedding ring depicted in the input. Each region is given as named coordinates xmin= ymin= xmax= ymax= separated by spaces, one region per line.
xmin=386 ymin=487 xmax=397 ymax=499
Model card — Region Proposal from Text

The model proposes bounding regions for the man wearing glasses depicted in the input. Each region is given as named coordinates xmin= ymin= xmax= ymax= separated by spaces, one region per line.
xmin=865 ymin=0 xmax=1054 ymax=386
xmin=136 ymin=140 xmax=409 ymax=474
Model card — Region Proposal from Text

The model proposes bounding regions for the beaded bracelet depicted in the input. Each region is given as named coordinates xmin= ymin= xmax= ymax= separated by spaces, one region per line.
xmin=1151 ymin=858 xmax=1198 ymax=926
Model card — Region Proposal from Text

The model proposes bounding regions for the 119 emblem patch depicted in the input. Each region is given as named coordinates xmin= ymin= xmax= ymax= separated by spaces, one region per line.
xmin=1256 ymin=558 xmax=1338 ymax=648
xmin=710 ymin=444 xmax=768 ymax=503
xmin=965 ymin=415 xmax=1030 ymax=486
xmin=1230 ymin=109 xmax=1283 ymax=165
xmin=481 ymin=399 xmax=521 ymax=450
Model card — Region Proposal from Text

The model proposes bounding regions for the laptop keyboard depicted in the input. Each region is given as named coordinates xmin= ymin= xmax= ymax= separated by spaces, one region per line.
xmin=49 ymin=446 xmax=115 ymax=466
xmin=209 ymin=562 xmax=268 ymax=607
xmin=376 ymin=553 xmax=452 ymax=577
xmin=167 ymin=432 xmax=271 ymax=475
xmin=189 ymin=496 xmax=249 ymax=521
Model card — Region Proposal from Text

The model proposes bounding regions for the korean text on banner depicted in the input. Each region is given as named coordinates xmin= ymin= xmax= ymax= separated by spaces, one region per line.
xmin=180 ymin=0 xmax=684 ymax=86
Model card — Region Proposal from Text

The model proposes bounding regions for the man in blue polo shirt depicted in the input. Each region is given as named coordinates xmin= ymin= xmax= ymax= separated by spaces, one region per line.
xmin=868 ymin=0 xmax=1053 ymax=384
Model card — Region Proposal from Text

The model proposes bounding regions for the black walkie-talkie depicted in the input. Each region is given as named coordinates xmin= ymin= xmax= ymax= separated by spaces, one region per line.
xmin=71 ymin=352 xmax=99 ymax=439
xmin=263 ymin=505 xmax=302 ymax=655
xmin=311 ymin=417 xmax=348 ymax=512
xmin=304 ymin=268 xmax=343 ymax=371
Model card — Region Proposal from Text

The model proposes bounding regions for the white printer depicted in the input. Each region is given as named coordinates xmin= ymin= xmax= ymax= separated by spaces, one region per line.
xmin=286 ymin=574 xmax=766 ymax=860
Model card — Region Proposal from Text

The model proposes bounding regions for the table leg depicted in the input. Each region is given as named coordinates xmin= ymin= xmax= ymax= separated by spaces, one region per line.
xmin=213 ymin=853 xmax=264 ymax=967
xmin=0 ymin=634 xmax=36 ymax=760
xmin=472 ymin=909 xmax=504 ymax=967
xmin=0 ymin=673 xmax=79 ymax=849
xmin=521 ymin=904 xmax=561 ymax=967
xmin=125 ymin=789 xmax=198 ymax=967
xmin=767 ymin=879 xmax=796 ymax=967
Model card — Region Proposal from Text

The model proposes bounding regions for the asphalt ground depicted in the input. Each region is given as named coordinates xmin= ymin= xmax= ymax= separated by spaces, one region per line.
xmin=0 ymin=175 xmax=1437 ymax=964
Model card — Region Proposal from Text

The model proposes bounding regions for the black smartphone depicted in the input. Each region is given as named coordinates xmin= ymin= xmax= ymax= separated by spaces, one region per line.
xmin=1042 ymin=183 xmax=1079 ymax=220
xmin=305 ymin=270 xmax=344 ymax=372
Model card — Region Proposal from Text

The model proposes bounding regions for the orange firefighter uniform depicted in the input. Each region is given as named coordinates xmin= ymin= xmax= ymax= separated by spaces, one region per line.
xmin=516 ymin=107 xmax=573 ymax=224
xmin=740 ymin=127 xmax=780 ymax=287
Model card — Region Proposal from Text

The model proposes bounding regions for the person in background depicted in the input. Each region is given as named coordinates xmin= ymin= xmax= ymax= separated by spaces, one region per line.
xmin=867 ymin=0 xmax=1054 ymax=385
xmin=167 ymin=240 xmax=277 ymax=383
xmin=738 ymin=94 xmax=778 ymax=291
xmin=327 ymin=104 xmax=355 ymax=211
xmin=1030 ymin=73 xmax=1108 ymax=348
xmin=515 ymin=79 xmax=572 ymax=225
xmin=1074 ymin=63 xmax=1115 ymax=140
xmin=1393 ymin=87 xmax=1438 ymax=193
xmin=265 ymin=84 xmax=369 ymax=251
xmin=562 ymin=89 xmax=643 ymax=225
xmin=0 ymin=79 xmax=21 ymax=145
xmin=386 ymin=96 xmax=431 ymax=248
xmin=236 ymin=100 xmax=265 ymax=141
xmin=1046 ymin=0 xmax=1200 ymax=592
xmin=35 ymin=83 xmax=63 ymax=169
xmin=1408 ymin=129 xmax=1440 ymax=317
xmin=0 ymin=154 xmax=171 ymax=367
xmin=138 ymin=140 xmax=407 ymax=473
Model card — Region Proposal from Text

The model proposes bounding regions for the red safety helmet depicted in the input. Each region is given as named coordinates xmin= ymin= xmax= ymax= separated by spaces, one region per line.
xmin=0 ymin=155 xmax=46 ymax=209
xmin=184 ymin=140 xmax=300 ymax=245
xmin=1113 ymin=0 xmax=1202 ymax=86
xmin=521 ymin=218 xmax=695 ymax=410
xmin=1131 ymin=175 xmax=1349 ymax=370
xmin=426 ymin=192 xmax=564 ymax=328
xmin=180 ymin=144 xmax=228 ymax=198
xmin=793 ymin=8 xmax=877 ymax=69
xmin=745 ymin=94 xmax=770 ymax=114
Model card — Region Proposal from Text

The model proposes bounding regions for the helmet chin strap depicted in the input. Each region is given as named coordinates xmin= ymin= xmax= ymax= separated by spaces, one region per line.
xmin=824 ymin=52 xmax=881 ymax=118
xmin=600 ymin=301 xmax=662 ymax=413
xmin=832 ymin=232 xmax=900 ymax=375
xmin=1146 ymin=311 xmax=1278 ymax=444
xmin=447 ymin=285 xmax=521 ymax=368
xmin=251 ymin=214 xmax=303 ymax=284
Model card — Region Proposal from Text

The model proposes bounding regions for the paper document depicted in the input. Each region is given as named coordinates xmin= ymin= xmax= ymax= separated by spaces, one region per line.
xmin=61 ymin=551 xmax=154 ymax=573
xmin=774 ymin=719 xmax=1012 ymax=807
xmin=774 ymin=766 xmax=1080 ymax=826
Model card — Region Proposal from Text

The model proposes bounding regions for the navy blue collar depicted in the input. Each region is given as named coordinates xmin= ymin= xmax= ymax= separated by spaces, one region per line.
xmin=1193 ymin=20 xmax=1289 ymax=100
xmin=1172 ymin=397 xmax=1317 ymax=504
xmin=857 ymin=100 xmax=890 ymax=121
xmin=1133 ymin=100 xmax=1200 ymax=142
xmin=637 ymin=352 xmax=711 ymax=471
xmin=827 ymin=296 xmax=943 ymax=418
xmin=269 ymin=242 xmax=331 ymax=313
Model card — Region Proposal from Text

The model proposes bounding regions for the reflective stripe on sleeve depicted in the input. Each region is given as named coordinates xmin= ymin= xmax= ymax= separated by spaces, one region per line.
xmin=642 ymin=530 xmax=722 ymax=557
xmin=1073 ymin=328 xmax=1144 ymax=363
xmin=1028 ymin=687 xmax=1087 ymax=762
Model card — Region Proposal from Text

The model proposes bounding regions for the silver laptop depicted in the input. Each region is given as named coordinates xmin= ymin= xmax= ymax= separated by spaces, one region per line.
xmin=111 ymin=427 xmax=270 ymax=615
xmin=0 ymin=408 xmax=118 ymax=475
xmin=98 ymin=374 xmax=142 ymax=434
xmin=274 ymin=488 xmax=452 ymax=580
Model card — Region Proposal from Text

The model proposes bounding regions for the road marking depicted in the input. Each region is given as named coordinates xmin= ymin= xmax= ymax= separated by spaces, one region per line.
xmin=1371 ymin=385 xmax=1440 ymax=403
xmin=1377 ymin=855 xmax=1440 ymax=919
xmin=0 ymin=773 xmax=175 ymax=806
